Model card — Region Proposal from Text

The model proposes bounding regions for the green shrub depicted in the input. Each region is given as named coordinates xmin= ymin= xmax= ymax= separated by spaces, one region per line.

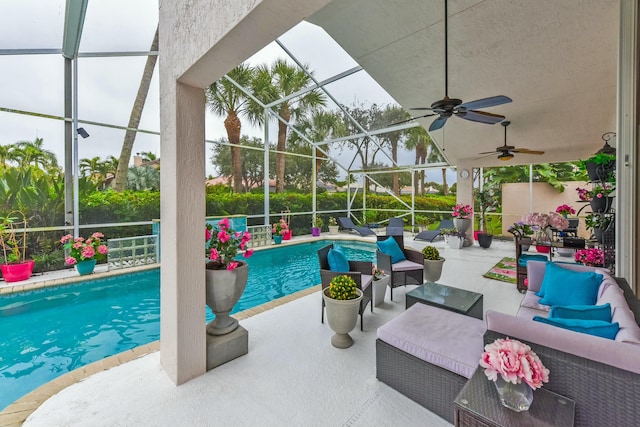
xmin=421 ymin=246 xmax=440 ymax=260
xmin=328 ymin=275 xmax=359 ymax=300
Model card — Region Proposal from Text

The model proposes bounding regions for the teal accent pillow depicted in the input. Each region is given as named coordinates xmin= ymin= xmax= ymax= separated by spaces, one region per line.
xmin=537 ymin=262 xmax=602 ymax=306
xmin=533 ymin=316 xmax=619 ymax=340
xmin=333 ymin=243 xmax=346 ymax=258
xmin=517 ymin=254 xmax=548 ymax=268
xmin=550 ymin=303 xmax=612 ymax=322
xmin=376 ymin=237 xmax=406 ymax=264
xmin=327 ymin=248 xmax=349 ymax=272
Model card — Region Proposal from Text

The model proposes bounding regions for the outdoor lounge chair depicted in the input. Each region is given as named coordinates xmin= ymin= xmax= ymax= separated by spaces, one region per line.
xmin=336 ymin=217 xmax=376 ymax=236
xmin=385 ymin=217 xmax=404 ymax=236
xmin=376 ymin=235 xmax=424 ymax=301
xmin=317 ymin=244 xmax=373 ymax=331
xmin=414 ymin=219 xmax=455 ymax=242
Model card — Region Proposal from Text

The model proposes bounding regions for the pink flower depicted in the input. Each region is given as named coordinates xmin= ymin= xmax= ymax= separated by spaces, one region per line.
xmin=97 ymin=245 xmax=108 ymax=255
xmin=81 ymin=246 xmax=95 ymax=259
xmin=242 ymin=231 xmax=251 ymax=242
xmin=218 ymin=218 xmax=230 ymax=230
xmin=218 ymin=230 xmax=230 ymax=243
xmin=244 ymin=249 xmax=254 ymax=258
xmin=60 ymin=234 xmax=73 ymax=244
xmin=479 ymin=338 xmax=548 ymax=389
xmin=205 ymin=229 xmax=212 ymax=241
xmin=209 ymin=248 xmax=219 ymax=260
xmin=91 ymin=232 xmax=104 ymax=239
xmin=227 ymin=261 xmax=239 ymax=271
xmin=65 ymin=256 xmax=77 ymax=265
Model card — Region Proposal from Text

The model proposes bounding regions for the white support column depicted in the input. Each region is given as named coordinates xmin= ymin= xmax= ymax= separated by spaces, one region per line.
xmin=264 ymin=110 xmax=270 ymax=225
xmin=617 ymin=0 xmax=638 ymax=289
xmin=456 ymin=162 xmax=474 ymax=235
xmin=159 ymin=81 xmax=206 ymax=384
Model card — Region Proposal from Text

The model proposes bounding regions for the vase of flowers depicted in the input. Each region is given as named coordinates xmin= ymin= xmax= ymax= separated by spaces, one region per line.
xmin=205 ymin=218 xmax=253 ymax=335
xmin=311 ymin=215 xmax=324 ymax=237
xmin=371 ymin=266 xmax=389 ymax=306
xmin=451 ymin=204 xmax=473 ymax=235
xmin=521 ymin=212 xmax=568 ymax=253
xmin=60 ymin=232 xmax=109 ymax=276
xmin=555 ymin=204 xmax=575 ymax=218
xmin=322 ymin=274 xmax=363 ymax=348
xmin=0 ymin=211 xmax=35 ymax=282
xmin=480 ymin=338 xmax=549 ymax=412
xmin=575 ymin=247 xmax=605 ymax=267
xmin=272 ymin=218 xmax=288 ymax=244
xmin=328 ymin=217 xmax=339 ymax=235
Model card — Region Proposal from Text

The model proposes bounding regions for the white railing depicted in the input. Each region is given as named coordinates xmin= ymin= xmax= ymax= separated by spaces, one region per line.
xmin=247 ymin=225 xmax=272 ymax=248
xmin=107 ymin=235 xmax=159 ymax=270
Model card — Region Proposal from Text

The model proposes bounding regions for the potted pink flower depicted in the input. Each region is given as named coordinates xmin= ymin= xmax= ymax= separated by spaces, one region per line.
xmin=60 ymin=232 xmax=109 ymax=275
xmin=555 ymin=204 xmax=575 ymax=217
xmin=451 ymin=203 xmax=473 ymax=238
xmin=574 ymin=247 xmax=605 ymax=267
xmin=272 ymin=218 xmax=289 ymax=244
xmin=480 ymin=337 xmax=549 ymax=412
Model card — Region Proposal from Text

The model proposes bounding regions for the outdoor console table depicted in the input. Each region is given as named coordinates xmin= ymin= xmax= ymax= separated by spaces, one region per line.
xmin=454 ymin=368 xmax=575 ymax=427
xmin=405 ymin=282 xmax=483 ymax=320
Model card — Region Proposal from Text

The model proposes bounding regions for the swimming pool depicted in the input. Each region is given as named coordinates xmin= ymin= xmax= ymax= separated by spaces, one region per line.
xmin=0 ymin=239 xmax=375 ymax=410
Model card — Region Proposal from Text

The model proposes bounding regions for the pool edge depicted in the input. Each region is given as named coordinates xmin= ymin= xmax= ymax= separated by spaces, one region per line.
xmin=0 ymin=283 xmax=321 ymax=426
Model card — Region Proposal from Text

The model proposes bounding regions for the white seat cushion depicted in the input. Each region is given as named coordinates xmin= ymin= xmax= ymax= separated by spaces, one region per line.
xmin=391 ymin=259 xmax=423 ymax=272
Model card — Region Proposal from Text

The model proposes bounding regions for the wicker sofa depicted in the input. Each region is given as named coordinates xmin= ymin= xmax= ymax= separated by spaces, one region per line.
xmin=376 ymin=261 xmax=640 ymax=426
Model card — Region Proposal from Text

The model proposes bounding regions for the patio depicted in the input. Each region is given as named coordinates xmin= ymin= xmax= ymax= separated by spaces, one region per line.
xmin=17 ymin=237 xmax=523 ymax=426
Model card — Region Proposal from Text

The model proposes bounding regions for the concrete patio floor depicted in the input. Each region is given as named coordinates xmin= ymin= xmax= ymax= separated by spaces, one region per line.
xmin=15 ymin=236 xmax=526 ymax=426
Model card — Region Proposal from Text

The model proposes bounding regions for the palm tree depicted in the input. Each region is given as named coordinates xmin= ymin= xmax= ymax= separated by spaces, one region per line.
xmin=404 ymin=127 xmax=434 ymax=195
xmin=378 ymin=106 xmax=410 ymax=195
xmin=255 ymin=59 xmax=326 ymax=192
xmin=206 ymin=64 xmax=258 ymax=193
xmin=14 ymin=138 xmax=59 ymax=171
xmin=113 ymin=26 xmax=159 ymax=192
xmin=79 ymin=156 xmax=103 ymax=181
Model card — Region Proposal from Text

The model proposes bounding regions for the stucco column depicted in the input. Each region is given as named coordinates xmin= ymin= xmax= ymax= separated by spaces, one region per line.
xmin=159 ymin=81 xmax=207 ymax=384
xmin=456 ymin=162 xmax=475 ymax=237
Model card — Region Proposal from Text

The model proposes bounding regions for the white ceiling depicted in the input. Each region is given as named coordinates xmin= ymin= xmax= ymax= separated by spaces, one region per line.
xmin=308 ymin=0 xmax=619 ymax=167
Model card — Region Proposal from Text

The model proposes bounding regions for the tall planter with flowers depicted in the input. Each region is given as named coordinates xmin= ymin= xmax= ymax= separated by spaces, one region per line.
xmin=452 ymin=203 xmax=473 ymax=247
xmin=205 ymin=218 xmax=254 ymax=336
xmin=322 ymin=274 xmax=363 ymax=348
xmin=0 ymin=211 xmax=34 ymax=282
xmin=480 ymin=338 xmax=549 ymax=412
xmin=577 ymin=184 xmax=615 ymax=213
xmin=371 ymin=266 xmax=389 ymax=306
xmin=60 ymin=232 xmax=109 ymax=276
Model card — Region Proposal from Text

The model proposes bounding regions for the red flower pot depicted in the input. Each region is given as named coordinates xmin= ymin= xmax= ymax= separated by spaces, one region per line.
xmin=283 ymin=230 xmax=292 ymax=240
xmin=535 ymin=245 xmax=551 ymax=254
xmin=473 ymin=230 xmax=481 ymax=241
xmin=1 ymin=260 xmax=35 ymax=283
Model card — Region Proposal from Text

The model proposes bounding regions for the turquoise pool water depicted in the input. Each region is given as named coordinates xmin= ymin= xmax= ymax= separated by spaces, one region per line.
xmin=0 ymin=239 xmax=375 ymax=410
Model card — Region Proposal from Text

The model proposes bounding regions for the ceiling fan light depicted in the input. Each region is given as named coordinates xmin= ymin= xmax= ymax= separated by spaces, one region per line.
xmin=498 ymin=153 xmax=514 ymax=161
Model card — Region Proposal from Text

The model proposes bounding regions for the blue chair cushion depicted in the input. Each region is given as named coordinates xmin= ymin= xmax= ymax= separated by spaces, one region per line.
xmin=550 ymin=303 xmax=612 ymax=322
xmin=533 ymin=316 xmax=619 ymax=340
xmin=377 ymin=237 xmax=406 ymax=264
xmin=537 ymin=262 xmax=602 ymax=306
xmin=327 ymin=247 xmax=350 ymax=272
xmin=517 ymin=253 xmax=548 ymax=268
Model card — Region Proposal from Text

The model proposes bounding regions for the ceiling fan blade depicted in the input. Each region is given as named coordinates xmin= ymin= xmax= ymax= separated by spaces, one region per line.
xmin=458 ymin=110 xmax=505 ymax=125
xmin=458 ymin=95 xmax=512 ymax=111
xmin=410 ymin=107 xmax=436 ymax=111
xmin=478 ymin=150 xmax=499 ymax=155
xmin=390 ymin=113 xmax=438 ymax=126
xmin=429 ymin=116 xmax=449 ymax=131
xmin=512 ymin=148 xmax=545 ymax=155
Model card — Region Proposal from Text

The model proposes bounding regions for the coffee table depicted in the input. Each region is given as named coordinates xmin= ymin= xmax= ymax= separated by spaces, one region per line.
xmin=454 ymin=368 xmax=575 ymax=427
xmin=405 ymin=282 xmax=483 ymax=320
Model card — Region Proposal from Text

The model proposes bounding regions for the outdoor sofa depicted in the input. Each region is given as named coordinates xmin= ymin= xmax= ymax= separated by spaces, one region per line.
xmin=376 ymin=260 xmax=640 ymax=426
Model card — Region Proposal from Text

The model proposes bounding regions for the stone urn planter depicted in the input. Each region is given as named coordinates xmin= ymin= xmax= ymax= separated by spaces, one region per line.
xmin=453 ymin=218 xmax=471 ymax=234
xmin=323 ymin=275 xmax=363 ymax=348
xmin=422 ymin=245 xmax=445 ymax=282
xmin=205 ymin=261 xmax=248 ymax=336
xmin=372 ymin=274 xmax=389 ymax=306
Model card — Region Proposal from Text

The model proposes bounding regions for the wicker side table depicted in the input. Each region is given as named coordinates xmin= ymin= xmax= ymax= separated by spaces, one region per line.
xmin=454 ymin=368 xmax=575 ymax=427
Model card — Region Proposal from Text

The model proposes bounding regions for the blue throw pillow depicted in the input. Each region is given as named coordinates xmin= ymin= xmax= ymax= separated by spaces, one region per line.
xmin=376 ymin=237 xmax=406 ymax=264
xmin=517 ymin=254 xmax=548 ymax=268
xmin=550 ymin=303 xmax=612 ymax=322
xmin=327 ymin=248 xmax=349 ymax=272
xmin=533 ymin=316 xmax=619 ymax=340
xmin=537 ymin=263 xmax=602 ymax=306
xmin=333 ymin=243 xmax=347 ymax=258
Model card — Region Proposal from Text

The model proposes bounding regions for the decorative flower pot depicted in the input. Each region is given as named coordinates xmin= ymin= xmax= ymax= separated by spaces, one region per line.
xmin=372 ymin=275 xmax=389 ymax=306
xmin=205 ymin=261 xmax=248 ymax=336
xmin=473 ymin=230 xmax=481 ymax=241
xmin=0 ymin=260 xmax=35 ymax=283
xmin=423 ymin=257 xmax=445 ymax=282
xmin=75 ymin=259 xmax=97 ymax=276
xmin=273 ymin=235 xmax=283 ymax=244
xmin=311 ymin=227 xmax=321 ymax=237
xmin=453 ymin=218 xmax=471 ymax=234
xmin=585 ymin=160 xmax=615 ymax=181
xmin=493 ymin=376 xmax=533 ymax=412
xmin=282 ymin=230 xmax=292 ymax=240
xmin=328 ymin=225 xmax=339 ymax=235
xmin=322 ymin=288 xmax=363 ymax=348
xmin=477 ymin=233 xmax=493 ymax=249
xmin=590 ymin=196 xmax=614 ymax=213
xmin=448 ymin=236 xmax=464 ymax=249
xmin=535 ymin=245 xmax=551 ymax=254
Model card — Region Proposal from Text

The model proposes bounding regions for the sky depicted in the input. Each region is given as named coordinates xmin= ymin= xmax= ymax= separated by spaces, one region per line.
xmin=0 ymin=0 xmax=456 ymax=184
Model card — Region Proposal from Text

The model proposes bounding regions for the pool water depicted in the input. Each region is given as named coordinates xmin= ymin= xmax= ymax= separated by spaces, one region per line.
xmin=0 ymin=239 xmax=375 ymax=410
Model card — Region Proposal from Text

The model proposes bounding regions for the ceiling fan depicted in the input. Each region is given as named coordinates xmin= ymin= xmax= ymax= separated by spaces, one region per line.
xmin=478 ymin=121 xmax=545 ymax=161
xmin=396 ymin=0 xmax=512 ymax=131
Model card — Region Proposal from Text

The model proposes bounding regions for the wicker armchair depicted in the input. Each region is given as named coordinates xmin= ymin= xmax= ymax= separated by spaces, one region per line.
xmin=376 ymin=235 xmax=424 ymax=301
xmin=317 ymin=244 xmax=373 ymax=331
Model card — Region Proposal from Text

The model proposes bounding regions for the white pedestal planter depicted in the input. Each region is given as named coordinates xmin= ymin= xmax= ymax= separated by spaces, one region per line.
xmin=322 ymin=288 xmax=363 ymax=348
xmin=328 ymin=225 xmax=339 ymax=235
xmin=372 ymin=275 xmax=390 ymax=306
xmin=448 ymin=236 xmax=464 ymax=249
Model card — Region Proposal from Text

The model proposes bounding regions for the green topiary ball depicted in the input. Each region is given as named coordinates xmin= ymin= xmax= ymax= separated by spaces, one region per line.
xmin=329 ymin=274 xmax=359 ymax=300
xmin=422 ymin=245 xmax=440 ymax=260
